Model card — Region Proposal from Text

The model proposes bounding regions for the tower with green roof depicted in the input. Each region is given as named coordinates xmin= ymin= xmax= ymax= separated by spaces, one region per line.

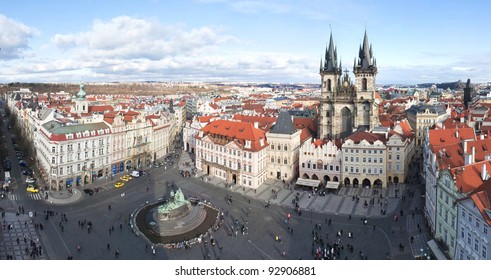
xmin=74 ymin=84 xmax=89 ymax=114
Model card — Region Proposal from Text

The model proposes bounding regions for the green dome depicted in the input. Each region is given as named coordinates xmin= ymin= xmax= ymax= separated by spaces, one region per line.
xmin=77 ymin=84 xmax=86 ymax=100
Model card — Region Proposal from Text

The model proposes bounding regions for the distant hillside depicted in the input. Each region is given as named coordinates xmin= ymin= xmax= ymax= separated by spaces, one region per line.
xmin=0 ymin=82 xmax=235 ymax=96
xmin=416 ymin=80 xmax=465 ymax=90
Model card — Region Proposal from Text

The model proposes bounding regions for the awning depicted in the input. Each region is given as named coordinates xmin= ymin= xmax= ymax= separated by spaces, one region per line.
xmin=296 ymin=178 xmax=320 ymax=188
xmin=427 ymin=239 xmax=448 ymax=260
xmin=325 ymin=181 xmax=340 ymax=189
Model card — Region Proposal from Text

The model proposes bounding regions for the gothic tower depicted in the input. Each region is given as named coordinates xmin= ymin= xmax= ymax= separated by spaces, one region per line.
xmin=318 ymin=31 xmax=379 ymax=140
xmin=318 ymin=32 xmax=342 ymax=139
xmin=353 ymin=30 xmax=379 ymax=131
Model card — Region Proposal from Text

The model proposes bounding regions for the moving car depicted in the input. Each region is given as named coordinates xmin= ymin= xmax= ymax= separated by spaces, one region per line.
xmin=131 ymin=170 xmax=140 ymax=178
xmin=83 ymin=189 xmax=94 ymax=195
xmin=115 ymin=182 xmax=124 ymax=188
xmin=26 ymin=185 xmax=39 ymax=193
xmin=120 ymin=175 xmax=132 ymax=182
xmin=25 ymin=177 xmax=36 ymax=184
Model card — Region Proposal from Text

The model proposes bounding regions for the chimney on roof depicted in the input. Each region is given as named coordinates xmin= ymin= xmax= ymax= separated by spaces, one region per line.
xmin=455 ymin=129 xmax=459 ymax=138
xmin=482 ymin=164 xmax=489 ymax=181
xmin=254 ymin=122 xmax=259 ymax=129
xmin=481 ymin=134 xmax=485 ymax=140
xmin=472 ymin=146 xmax=476 ymax=164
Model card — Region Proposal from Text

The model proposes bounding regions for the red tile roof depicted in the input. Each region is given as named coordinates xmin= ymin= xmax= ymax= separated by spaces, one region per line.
xmin=232 ymin=114 xmax=276 ymax=131
xmin=428 ymin=127 xmax=475 ymax=147
xmin=346 ymin=131 xmax=387 ymax=144
xmin=198 ymin=119 xmax=267 ymax=152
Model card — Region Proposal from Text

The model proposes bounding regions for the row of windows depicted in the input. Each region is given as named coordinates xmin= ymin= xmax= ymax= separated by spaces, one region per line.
xmin=51 ymin=148 xmax=109 ymax=164
xmin=199 ymin=141 xmax=254 ymax=159
xmin=345 ymin=148 xmax=384 ymax=154
xmin=461 ymin=227 xmax=488 ymax=259
xmin=345 ymin=166 xmax=383 ymax=174
xmin=51 ymin=138 xmax=110 ymax=153
xmin=345 ymin=156 xmax=384 ymax=163
xmin=301 ymin=163 xmax=339 ymax=172
xmin=51 ymin=158 xmax=108 ymax=175
xmin=462 ymin=209 xmax=488 ymax=234
xmin=271 ymin=144 xmax=288 ymax=151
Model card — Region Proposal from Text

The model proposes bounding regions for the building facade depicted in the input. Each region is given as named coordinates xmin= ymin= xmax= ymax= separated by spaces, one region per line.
xmin=195 ymin=119 xmax=269 ymax=189
xmin=341 ymin=131 xmax=387 ymax=188
xmin=266 ymin=111 xmax=301 ymax=182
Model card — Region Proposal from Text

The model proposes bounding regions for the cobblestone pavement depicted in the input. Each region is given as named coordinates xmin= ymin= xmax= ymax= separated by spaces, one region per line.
xmin=0 ymin=212 xmax=47 ymax=260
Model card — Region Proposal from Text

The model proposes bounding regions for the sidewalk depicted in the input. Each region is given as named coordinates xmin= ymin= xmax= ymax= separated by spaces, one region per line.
xmin=43 ymin=189 xmax=83 ymax=205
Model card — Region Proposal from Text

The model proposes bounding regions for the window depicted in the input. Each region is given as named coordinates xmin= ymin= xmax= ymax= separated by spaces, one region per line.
xmin=271 ymin=145 xmax=274 ymax=150
xmin=302 ymin=163 xmax=305 ymax=168
xmin=483 ymin=246 xmax=487 ymax=259
xmin=476 ymin=221 xmax=480 ymax=229
xmin=351 ymin=157 xmax=354 ymax=162
xmin=284 ymin=145 xmax=287 ymax=151
xmin=485 ymin=228 xmax=488 ymax=235
xmin=52 ymin=146 xmax=55 ymax=153
xmin=468 ymin=232 xmax=472 ymax=245
xmin=389 ymin=154 xmax=392 ymax=160
xmin=350 ymin=167 xmax=354 ymax=173
xmin=461 ymin=227 xmax=465 ymax=239
xmin=475 ymin=238 xmax=479 ymax=251
xmin=271 ymin=157 xmax=275 ymax=163
xmin=51 ymin=157 xmax=55 ymax=164
xmin=345 ymin=156 xmax=348 ymax=162
xmin=284 ymin=158 xmax=288 ymax=164
xmin=363 ymin=157 xmax=366 ymax=163
xmin=324 ymin=165 xmax=327 ymax=170
xmin=396 ymin=154 xmax=400 ymax=160
xmin=380 ymin=168 xmax=383 ymax=174
xmin=363 ymin=149 xmax=366 ymax=154
xmin=380 ymin=158 xmax=383 ymax=163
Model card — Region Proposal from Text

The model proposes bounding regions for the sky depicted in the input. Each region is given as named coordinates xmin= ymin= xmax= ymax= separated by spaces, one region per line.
xmin=0 ymin=0 xmax=490 ymax=85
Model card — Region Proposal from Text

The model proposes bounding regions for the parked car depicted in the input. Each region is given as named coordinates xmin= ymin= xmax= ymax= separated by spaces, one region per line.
xmin=115 ymin=182 xmax=124 ymax=188
xmin=131 ymin=170 xmax=140 ymax=178
xmin=19 ymin=160 xmax=28 ymax=167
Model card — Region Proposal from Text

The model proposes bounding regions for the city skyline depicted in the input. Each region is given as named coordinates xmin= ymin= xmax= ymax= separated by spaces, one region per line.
xmin=1 ymin=0 xmax=490 ymax=84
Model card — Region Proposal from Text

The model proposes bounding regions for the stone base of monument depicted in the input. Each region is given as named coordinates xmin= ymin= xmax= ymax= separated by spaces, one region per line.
xmin=149 ymin=203 xmax=206 ymax=236
xmin=134 ymin=200 xmax=219 ymax=246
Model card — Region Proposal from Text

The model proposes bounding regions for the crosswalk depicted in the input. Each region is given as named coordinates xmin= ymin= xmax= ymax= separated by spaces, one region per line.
xmin=7 ymin=192 xmax=44 ymax=201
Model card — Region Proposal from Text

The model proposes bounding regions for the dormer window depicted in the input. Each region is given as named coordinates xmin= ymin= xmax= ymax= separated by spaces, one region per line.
xmin=245 ymin=140 xmax=251 ymax=148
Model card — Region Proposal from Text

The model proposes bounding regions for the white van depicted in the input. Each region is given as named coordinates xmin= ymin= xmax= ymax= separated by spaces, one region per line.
xmin=131 ymin=170 xmax=140 ymax=178
xmin=5 ymin=171 xmax=11 ymax=183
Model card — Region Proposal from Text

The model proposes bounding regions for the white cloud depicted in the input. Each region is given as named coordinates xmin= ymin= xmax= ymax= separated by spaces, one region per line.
xmin=52 ymin=16 xmax=236 ymax=61
xmin=0 ymin=14 xmax=37 ymax=60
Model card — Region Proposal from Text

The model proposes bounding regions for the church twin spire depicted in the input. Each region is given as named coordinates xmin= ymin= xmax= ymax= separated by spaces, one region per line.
xmin=321 ymin=30 xmax=376 ymax=74
xmin=353 ymin=30 xmax=377 ymax=73
xmin=320 ymin=32 xmax=341 ymax=74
